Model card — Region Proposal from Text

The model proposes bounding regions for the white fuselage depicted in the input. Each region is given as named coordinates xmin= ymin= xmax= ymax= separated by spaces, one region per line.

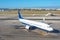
xmin=19 ymin=19 xmax=53 ymax=32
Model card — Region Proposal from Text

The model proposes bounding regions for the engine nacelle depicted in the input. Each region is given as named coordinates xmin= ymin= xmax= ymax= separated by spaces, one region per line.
xmin=25 ymin=25 xmax=30 ymax=30
xmin=25 ymin=25 xmax=36 ymax=30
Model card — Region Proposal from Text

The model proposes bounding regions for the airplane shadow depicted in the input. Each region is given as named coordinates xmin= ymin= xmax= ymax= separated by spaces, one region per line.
xmin=11 ymin=25 xmax=25 ymax=29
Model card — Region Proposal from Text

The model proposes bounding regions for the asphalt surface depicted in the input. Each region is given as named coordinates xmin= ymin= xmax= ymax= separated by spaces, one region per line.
xmin=0 ymin=14 xmax=60 ymax=20
xmin=0 ymin=14 xmax=60 ymax=40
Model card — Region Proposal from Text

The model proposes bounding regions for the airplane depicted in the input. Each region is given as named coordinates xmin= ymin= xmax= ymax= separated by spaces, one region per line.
xmin=45 ymin=12 xmax=54 ymax=16
xmin=17 ymin=10 xmax=59 ymax=35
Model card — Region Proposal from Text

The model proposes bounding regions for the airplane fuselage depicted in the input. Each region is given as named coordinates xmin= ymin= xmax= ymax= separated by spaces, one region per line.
xmin=19 ymin=19 xmax=53 ymax=32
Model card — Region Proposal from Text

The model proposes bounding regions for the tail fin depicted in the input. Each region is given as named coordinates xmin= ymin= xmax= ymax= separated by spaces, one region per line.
xmin=18 ymin=10 xmax=24 ymax=19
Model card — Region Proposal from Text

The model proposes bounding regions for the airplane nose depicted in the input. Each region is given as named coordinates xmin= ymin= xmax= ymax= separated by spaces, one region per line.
xmin=50 ymin=29 xmax=60 ymax=33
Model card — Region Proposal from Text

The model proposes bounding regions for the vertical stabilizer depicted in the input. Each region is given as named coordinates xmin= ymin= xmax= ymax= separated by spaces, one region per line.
xmin=18 ymin=10 xmax=24 ymax=19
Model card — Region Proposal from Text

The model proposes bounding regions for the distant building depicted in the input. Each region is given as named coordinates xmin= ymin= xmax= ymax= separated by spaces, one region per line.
xmin=56 ymin=9 xmax=60 ymax=10
xmin=0 ymin=9 xmax=4 ymax=12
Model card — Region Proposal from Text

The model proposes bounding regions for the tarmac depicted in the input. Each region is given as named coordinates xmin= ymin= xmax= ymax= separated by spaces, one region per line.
xmin=0 ymin=14 xmax=60 ymax=40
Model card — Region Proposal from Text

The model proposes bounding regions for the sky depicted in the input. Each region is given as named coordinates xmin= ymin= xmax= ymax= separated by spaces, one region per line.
xmin=0 ymin=0 xmax=60 ymax=8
